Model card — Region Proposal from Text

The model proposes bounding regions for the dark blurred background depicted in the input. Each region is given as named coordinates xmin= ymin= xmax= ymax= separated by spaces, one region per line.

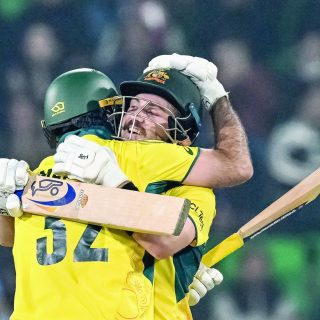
xmin=0 ymin=0 xmax=319 ymax=319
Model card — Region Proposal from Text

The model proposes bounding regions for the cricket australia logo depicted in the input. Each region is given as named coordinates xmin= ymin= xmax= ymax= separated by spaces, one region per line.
xmin=144 ymin=70 xmax=169 ymax=84
xmin=29 ymin=178 xmax=76 ymax=207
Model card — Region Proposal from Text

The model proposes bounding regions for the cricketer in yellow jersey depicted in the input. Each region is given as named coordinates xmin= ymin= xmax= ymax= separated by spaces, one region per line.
xmin=110 ymin=54 xmax=251 ymax=316
xmin=9 ymin=134 xmax=214 ymax=320
xmin=48 ymin=57 xmax=251 ymax=317
xmin=1 ymin=54 xmax=254 ymax=318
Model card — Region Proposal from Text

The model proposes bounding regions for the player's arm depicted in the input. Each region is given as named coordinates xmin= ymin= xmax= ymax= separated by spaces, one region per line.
xmin=54 ymin=131 xmax=251 ymax=191
xmin=0 ymin=159 xmax=29 ymax=247
xmin=133 ymin=186 xmax=215 ymax=260
xmin=132 ymin=217 xmax=195 ymax=260
xmin=145 ymin=54 xmax=253 ymax=188
xmin=186 ymin=96 xmax=252 ymax=187
xmin=0 ymin=216 xmax=14 ymax=247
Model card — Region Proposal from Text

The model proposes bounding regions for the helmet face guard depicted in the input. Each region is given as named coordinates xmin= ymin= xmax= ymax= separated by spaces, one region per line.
xmin=103 ymin=95 xmax=196 ymax=145
xmin=116 ymin=68 xmax=202 ymax=145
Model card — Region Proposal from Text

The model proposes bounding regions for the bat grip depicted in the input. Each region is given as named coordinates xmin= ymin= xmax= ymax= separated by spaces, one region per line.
xmin=15 ymin=189 xmax=24 ymax=199
xmin=0 ymin=189 xmax=24 ymax=216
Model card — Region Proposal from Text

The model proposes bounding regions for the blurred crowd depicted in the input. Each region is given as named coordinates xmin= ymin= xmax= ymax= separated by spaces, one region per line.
xmin=0 ymin=0 xmax=320 ymax=319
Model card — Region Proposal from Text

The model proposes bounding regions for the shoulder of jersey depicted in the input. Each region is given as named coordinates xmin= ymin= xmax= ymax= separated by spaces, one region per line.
xmin=34 ymin=155 xmax=55 ymax=172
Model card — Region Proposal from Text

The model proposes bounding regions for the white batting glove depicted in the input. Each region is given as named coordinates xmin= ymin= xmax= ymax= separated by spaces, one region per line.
xmin=145 ymin=53 xmax=228 ymax=111
xmin=53 ymin=135 xmax=129 ymax=188
xmin=0 ymin=158 xmax=29 ymax=217
xmin=189 ymin=263 xmax=223 ymax=306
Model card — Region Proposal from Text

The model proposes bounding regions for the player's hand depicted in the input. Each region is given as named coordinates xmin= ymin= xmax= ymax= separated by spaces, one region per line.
xmin=53 ymin=135 xmax=130 ymax=188
xmin=189 ymin=263 xmax=223 ymax=306
xmin=145 ymin=53 xmax=228 ymax=111
xmin=0 ymin=158 xmax=29 ymax=217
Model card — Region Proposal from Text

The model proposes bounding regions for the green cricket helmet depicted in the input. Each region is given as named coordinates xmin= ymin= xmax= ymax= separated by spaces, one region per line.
xmin=116 ymin=68 xmax=202 ymax=145
xmin=42 ymin=68 xmax=118 ymax=148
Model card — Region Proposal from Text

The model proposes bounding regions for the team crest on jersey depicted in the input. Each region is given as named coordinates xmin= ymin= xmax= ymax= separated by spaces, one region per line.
xmin=144 ymin=70 xmax=169 ymax=84
xmin=51 ymin=102 xmax=65 ymax=117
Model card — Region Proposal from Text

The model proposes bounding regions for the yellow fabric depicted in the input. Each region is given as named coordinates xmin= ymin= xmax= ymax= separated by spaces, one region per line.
xmin=165 ymin=186 xmax=215 ymax=246
xmin=154 ymin=186 xmax=215 ymax=320
xmin=84 ymin=135 xmax=200 ymax=191
xmin=202 ymin=232 xmax=244 ymax=268
xmin=12 ymin=136 xmax=214 ymax=320
xmin=12 ymin=160 xmax=151 ymax=320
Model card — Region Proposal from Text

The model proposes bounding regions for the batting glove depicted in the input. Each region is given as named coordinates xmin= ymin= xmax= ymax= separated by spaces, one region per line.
xmin=53 ymin=135 xmax=130 ymax=188
xmin=145 ymin=53 xmax=228 ymax=111
xmin=0 ymin=158 xmax=29 ymax=217
xmin=189 ymin=263 xmax=223 ymax=306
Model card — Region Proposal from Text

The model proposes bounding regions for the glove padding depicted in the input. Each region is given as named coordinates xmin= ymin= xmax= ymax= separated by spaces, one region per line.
xmin=144 ymin=53 xmax=228 ymax=111
xmin=189 ymin=263 xmax=223 ymax=306
xmin=0 ymin=158 xmax=29 ymax=217
xmin=53 ymin=135 xmax=129 ymax=188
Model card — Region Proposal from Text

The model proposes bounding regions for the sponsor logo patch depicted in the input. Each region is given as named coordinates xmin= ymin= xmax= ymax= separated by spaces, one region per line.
xmin=184 ymin=146 xmax=194 ymax=155
xmin=51 ymin=102 xmax=65 ymax=117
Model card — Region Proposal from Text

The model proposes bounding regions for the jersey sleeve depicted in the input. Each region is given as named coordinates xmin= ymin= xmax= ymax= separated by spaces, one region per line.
xmin=165 ymin=185 xmax=216 ymax=246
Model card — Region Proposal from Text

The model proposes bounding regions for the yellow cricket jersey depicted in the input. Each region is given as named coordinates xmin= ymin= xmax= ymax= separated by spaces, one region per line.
xmin=12 ymin=158 xmax=148 ymax=320
xmin=11 ymin=136 xmax=215 ymax=320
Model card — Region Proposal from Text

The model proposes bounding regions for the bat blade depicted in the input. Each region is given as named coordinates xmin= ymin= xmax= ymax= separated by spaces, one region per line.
xmin=20 ymin=175 xmax=190 ymax=236
xmin=203 ymin=167 xmax=320 ymax=268
xmin=239 ymin=167 xmax=320 ymax=240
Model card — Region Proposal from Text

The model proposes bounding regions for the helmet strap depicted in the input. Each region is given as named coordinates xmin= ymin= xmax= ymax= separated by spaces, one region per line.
xmin=188 ymin=103 xmax=202 ymax=130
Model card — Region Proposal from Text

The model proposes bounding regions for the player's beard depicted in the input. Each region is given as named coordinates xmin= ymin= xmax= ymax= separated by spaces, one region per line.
xmin=121 ymin=120 xmax=168 ymax=141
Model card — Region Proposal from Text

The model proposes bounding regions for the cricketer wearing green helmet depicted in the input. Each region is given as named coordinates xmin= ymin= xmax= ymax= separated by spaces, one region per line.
xmin=41 ymin=68 xmax=118 ymax=148
xmin=42 ymin=67 xmax=203 ymax=148
xmin=0 ymin=55 xmax=253 ymax=318
xmin=106 ymin=68 xmax=203 ymax=146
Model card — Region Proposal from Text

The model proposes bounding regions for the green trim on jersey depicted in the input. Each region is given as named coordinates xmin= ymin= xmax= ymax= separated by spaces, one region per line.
xmin=181 ymin=147 xmax=200 ymax=183
xmin=143 ymin=252 xmax=155 ymax=283
xmin=187 ymin=215 xmax=198 ymax=246
xmin=145 ymin=180 xmax=182 ymax=194
xmin=173 ymin=245 xmax=205 ymax=302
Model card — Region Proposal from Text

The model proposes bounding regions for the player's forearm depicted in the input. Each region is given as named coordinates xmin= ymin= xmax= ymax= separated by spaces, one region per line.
xmin=0 ymin=216 xmax=14 ymax=247
xmin=132 ymin=218 xmax=195 ymax=260
xmin=186 ymin=97 xmax=253 ymax=188
xmin=210 ymin=97 xmax=253 ymax=186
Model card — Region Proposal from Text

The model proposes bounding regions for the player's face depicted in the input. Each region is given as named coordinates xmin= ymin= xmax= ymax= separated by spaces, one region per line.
xmin=120 ymin=93 xmax=178 ymax=141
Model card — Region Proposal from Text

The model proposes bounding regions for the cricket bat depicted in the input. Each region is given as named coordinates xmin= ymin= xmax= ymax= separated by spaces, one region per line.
xmin=202 ymin=167 xmax=320 ymax=268
xmin=2 ymin=175 xmax=190 ymax=236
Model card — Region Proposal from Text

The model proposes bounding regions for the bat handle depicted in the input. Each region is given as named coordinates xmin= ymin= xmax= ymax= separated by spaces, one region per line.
xmin=15 ymin=189 xmax=24 ymax=199
xmin=0 ymin=189 xmax=24 ymax=216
